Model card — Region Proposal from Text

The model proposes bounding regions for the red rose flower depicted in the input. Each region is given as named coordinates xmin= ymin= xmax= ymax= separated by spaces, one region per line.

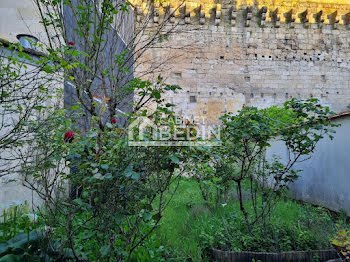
xmin=68 ymin=41 xmax=74 ymax=46
xmin=64 ymin=131 xmax=75 ymax=143
xmin=111 ymin=118 xmax=117 ymax=124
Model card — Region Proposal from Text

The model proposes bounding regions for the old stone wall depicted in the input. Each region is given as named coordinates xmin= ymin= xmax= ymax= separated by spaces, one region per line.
xmin=134 ymin=0 xmax=350 ymax=125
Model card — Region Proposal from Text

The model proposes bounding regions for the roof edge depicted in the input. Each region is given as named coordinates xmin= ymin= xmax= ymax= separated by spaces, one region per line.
xmin=0 ymin=38 xmax=47 ymax=58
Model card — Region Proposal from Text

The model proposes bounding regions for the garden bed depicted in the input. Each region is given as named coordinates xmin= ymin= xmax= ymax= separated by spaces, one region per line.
xmin=211 ymin=248 xmax=339 ymax=262
xmin=155 ymin=179 xmax=349 ymax=261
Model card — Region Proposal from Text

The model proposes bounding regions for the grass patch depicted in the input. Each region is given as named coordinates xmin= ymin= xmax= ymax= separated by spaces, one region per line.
xmin=154 ymin=178 xmax=343 ymax=261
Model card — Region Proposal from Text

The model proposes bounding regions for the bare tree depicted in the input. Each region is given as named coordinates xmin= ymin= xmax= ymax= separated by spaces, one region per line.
xmin=34 ymin=0 xmax=185 ymax=130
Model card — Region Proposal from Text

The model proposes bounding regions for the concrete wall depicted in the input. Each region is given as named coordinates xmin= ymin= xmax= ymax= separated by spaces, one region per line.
xmin=267 ymin=115 xmax=350 ymax=214
xmin=0 ymin=0 xmax=45 ymax=42
xmin=0 ymin=0 xmax=48 ymax=212
xmin=0 ymin=48 xmax=63 ymax=212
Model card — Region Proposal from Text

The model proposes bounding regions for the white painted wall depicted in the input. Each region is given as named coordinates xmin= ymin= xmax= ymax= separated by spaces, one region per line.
xmin=0 ymin=0 xmax=46 ymax=42
xmin=267 ymin=115 xmax=350 ymax=214
xmin=0 ymin=51 xmax=64 ymax=212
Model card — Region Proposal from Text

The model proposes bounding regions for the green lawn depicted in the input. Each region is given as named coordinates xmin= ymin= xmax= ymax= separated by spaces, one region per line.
xmin=153 ymin=178 xmax=344 ymax=261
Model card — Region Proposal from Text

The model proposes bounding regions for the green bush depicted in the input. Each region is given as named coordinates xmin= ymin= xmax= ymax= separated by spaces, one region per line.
xmin=0 ymin=203 xmax=37 ymax=242
xmin=0 ymin=204 xmax=43 ymax=261
xmin=155 ymin=179 xmax=341 ymax=261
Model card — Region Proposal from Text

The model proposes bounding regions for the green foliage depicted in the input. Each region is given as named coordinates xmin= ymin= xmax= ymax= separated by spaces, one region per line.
xmin=332 ymin=229 xmax=350 ymax=247
xmin=0 ymin=204 xmax=42 ymax=262
xmin=0 ymin=230 xmax=42 ymax=262
xmin=165 ymin=99 xmax=339 ymax=260
xmin=331 ymin=229 xmax=350 ymax=260
xmin=0 ymin=204 xmax=37 ymax=242
xmin=23 ymin=82 xmax=185 ymax=261
xmin=61 ymin=125 xmax=185 ymax=261
xmin=155 ymin=179 xmax=339 ymax=261
xmin=189 ymin=99 xmax=337 ymax=232
xmin=130 ymin=233 xmax=167 ymax=262
xmin=263 ymin=105 xmax=297 ymax=128
xmin=154 ymin=179 xmax=207 ymax=261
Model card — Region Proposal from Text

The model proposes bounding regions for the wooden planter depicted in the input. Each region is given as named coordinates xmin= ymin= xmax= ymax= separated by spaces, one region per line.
xmin=333 ymin=244 xmax=350 ymax=261
xmin=211 ymin=248 xmax=340 ymax=262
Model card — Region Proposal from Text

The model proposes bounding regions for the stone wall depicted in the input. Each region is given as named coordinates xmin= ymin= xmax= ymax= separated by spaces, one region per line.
xmin=134 ymin=1 xmax=350 ymax=125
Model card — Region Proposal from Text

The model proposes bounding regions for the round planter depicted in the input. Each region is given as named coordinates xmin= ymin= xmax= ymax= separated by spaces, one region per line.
xmin=211 ymin=248 xmax=340 ymax=262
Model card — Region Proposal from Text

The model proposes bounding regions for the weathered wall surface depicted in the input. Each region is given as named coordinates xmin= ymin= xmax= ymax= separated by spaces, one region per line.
xmin=0 ymin=0 xmax=44 ymax=42
xmin=0 ymin=0 xmax=135 ymax=211
xmin=0 ymin=0 xmax=49 ymax=212
xmin=0 ymin=49 xmax=64 ymax=212
xmin=132 ymin=0 xmax=350 ymax=21
xmin=267 ymin=115 xmax=350 ymax=214
xmin=135 ymin=0 xmax=350 ymax=125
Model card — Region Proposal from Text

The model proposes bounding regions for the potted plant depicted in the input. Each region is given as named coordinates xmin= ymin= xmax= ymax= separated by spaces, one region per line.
xmin=332 ymin=229 xmax=350 ymax=260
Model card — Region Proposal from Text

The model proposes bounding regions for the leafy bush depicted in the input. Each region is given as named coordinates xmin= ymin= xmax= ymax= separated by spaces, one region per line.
xmin=0 ymin=204 xmax=42 ymax=262
xmin=130 ymin=233 xmax=167 ymax=262
xmin=0 ymin=203 xmax=37 ymax=242
xmin=188 ymin=99 xmax=337 ymax=234
xmin=331 ymin=228 xmax=350 ymax=260
xmin=22 ymin=91 xmax=188 ymax=261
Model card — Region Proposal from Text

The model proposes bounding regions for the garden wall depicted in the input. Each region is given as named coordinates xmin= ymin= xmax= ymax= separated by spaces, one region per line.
xmin=135 ymin=0 xmax=350 ymax=125
xmin=267 ymin=113 xmax=350 ymax=215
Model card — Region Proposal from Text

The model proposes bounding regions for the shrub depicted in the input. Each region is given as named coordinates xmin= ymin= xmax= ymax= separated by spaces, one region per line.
xmin=190 ymin=99 xmax=337 ymax=233
xmin=0 ymin=203 xmax=37 ymax=242
xmin=22 ymin=102 xmax=187 ymax=261
xmin=155 ymin=179 xmax=340 ymax=261
xmin=332 ymin=229 xmax=350 ymax=260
